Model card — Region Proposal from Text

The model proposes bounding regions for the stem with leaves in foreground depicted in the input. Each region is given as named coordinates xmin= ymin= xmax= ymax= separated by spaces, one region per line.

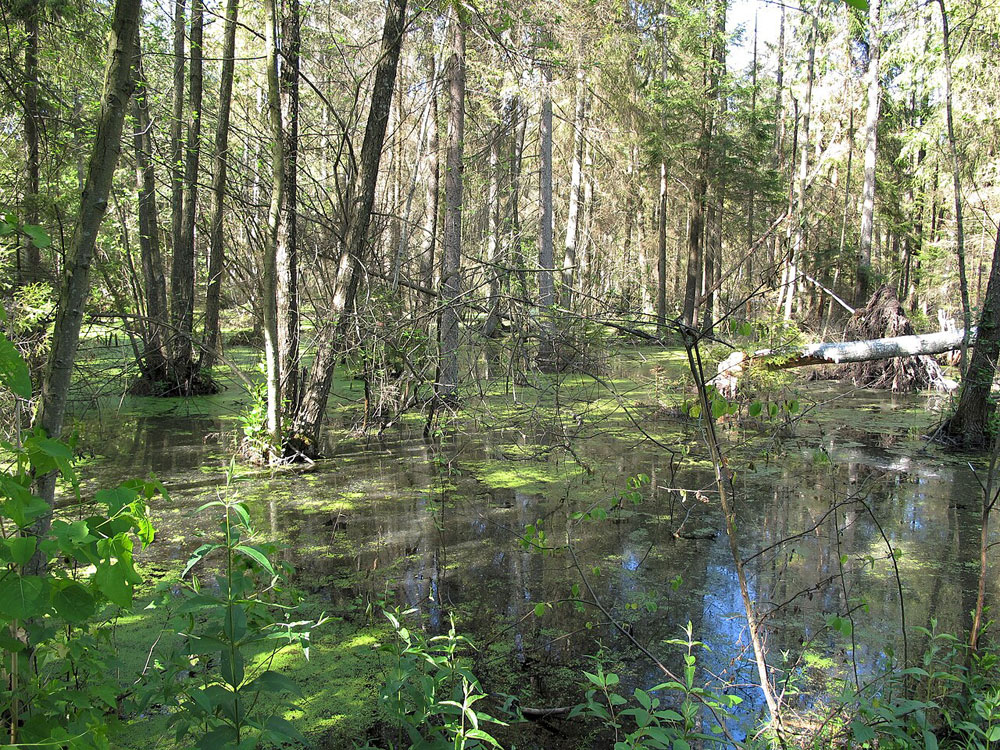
xmin=683 ymin=332 xmax=785 ymax=742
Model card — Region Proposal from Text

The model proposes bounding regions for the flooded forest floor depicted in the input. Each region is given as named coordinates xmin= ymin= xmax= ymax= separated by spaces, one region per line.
xmin=60 ymin=335 xmax=996 ymax=748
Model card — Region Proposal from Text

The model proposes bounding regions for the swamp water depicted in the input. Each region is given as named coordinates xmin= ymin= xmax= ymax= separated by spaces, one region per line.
xmin=66 ymin=352 xmax=996 ymax=747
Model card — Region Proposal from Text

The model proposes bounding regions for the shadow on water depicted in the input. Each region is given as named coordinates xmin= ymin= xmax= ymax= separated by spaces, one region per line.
xmin=67 ymin=376 xmax=996 ymax=746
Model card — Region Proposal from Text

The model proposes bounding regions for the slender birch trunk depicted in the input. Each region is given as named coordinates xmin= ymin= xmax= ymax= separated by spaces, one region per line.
xmin=562 ymin=69 xmax=586 ymax=309
xmin=276 ymin=0 xmax=301 ymax=412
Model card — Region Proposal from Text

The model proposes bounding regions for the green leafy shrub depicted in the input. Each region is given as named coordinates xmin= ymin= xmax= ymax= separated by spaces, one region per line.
xmin=368 ymin=607 xmax=507 ymax=749
xmin=143 ymin=484 xmax=323 ymax=749
xmin=0 ymin=324 xmax=165 ymax=749
xmin=570 ymin=624 xmax=741 ymax=749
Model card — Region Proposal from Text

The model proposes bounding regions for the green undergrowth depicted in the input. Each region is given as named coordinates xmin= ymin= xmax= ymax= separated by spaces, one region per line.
xmin=111 ymin=592 xmax=391 ymax=749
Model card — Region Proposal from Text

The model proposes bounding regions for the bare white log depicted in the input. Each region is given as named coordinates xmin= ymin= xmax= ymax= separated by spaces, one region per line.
xmin=711 ymin=328 xmax=973 ymax=397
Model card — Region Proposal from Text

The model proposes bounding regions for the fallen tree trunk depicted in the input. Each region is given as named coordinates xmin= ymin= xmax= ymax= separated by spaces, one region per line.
xmin=774 ymin=328 xmax=973 ymax=370
xmin=713 ymin=328 xmax=971 ymax=396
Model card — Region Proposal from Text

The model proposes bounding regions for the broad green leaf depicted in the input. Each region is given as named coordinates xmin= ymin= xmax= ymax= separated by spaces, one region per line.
xmin=51 ymin=580 xmax=96 ymax=623
xmin=21 ymin=223 xmax=51 ymax=248
xmin=250 ymin=669 xmax=303 ymax=697
xmin=0 ymin=574 xmax=47 ymax=620
xmin=95 ymin=486 xmax=138 ymax=514
xmin=0 ymin=332 xmax=31 ymax=398
xmin=223 ymin=603 xmax=247 ymax=641
xmin=263 ymin=716 xmax=307 ymax=745
xmin=1 ymin=477 xmax=51 ymax=528
xmin=5 ymin=536 xmax=36 ymax=565
xmin=220 ymin=646 xmax=245 ymax=688
xmin=235 ymin=544 xmax=275 ymax=575
xmin=711 ymin=398 xmax=726 ymax=419
xmin=533 ymin=602 xmax=546 ymax=617
xmin=851 ymin=719 xmax=876 ymax=743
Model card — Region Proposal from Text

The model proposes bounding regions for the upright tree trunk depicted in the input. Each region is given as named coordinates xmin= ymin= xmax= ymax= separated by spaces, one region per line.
xmin=276 ymin=0 xmax=300 ymax=412
xmin=437 ymin=12 xmax=465 ymax=400
xmin=745 ymin=11 xmax=758 ymax=283
xmin=172 ymin=0 xmax=203 ymax=379
xmin=169 ymin=0 xmax=186 ymax=334
xmin=826 ymin=90 xmax=855 ymax=333
xmin=262 ymin=0 xmax=285 ymax=448
xmin=562 ymin=69 xmax=586 ymax=309
xmin=537 ymin=42 xmax=556 ymax=366
xmin=132 ymin=41 xmax=171 ymax=379
xmin=937 ymin=0 xmax=971 ymax=373
xmin=21 ymin=0 xmax=42 ymax=281
xmin=856 ymin=0 xmax=882 ymax=307
xmin=944 ymin=224 xmax=1000 ymax=450
xmin=701 ymin=0 xmax=726 ymax=333
xmin=420 ymin=52 xmax=440 ymax=307
xmin=482 ymin=102 xmax=504 ymax=342
xmin=33 ymin=0 xmax=140 ymax=519
xmin=289 ymin=0 xmax=408 ymax=455
xmin=657 ymin=161 xmax=668 ymax=332
xmin=785 ymin=9 xmax=817 ymax=321
xmin=202 ymin=0 xmax=240 ymax=369
xmin=771 ymin=7 xmax=786 ymax=272
xmin=683 ymin=54 xmax=712 ymax=328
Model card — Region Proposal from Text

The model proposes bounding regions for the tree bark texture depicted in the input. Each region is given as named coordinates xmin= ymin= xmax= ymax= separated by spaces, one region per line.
xmin=562 ymin=69 xmax=586 ymax=309
xmin=437 ymin=12 xmax=465 ymax=400
xmin=937 ymin=0 xmax=971 ymax=372
xmin=203 ymin=0 xmax=241 ymax=369
xmin=132 ymin=40 xmax=171 ymax=379
xmin=171 ymin=0 xmax=203 ymax=375
xmin=856 ymin=0 xmax=881 ymax=307
xmin=290 ymin=0 xmax=408 ymax=454
xmin=276 ymin=0 xmax=301 ymax=412
xmin=262 ymin=0 xmax=285 ymax=446
xmin=537 ymin=42 xmax=555 ymax=366
xmin=169 ymin=0 xmax=186 ymax=330
xmin=33 ymin=0 xmax=141 ymax=516
xmin=944 ymin=224 xmax=1000 ymax=450
xmin=21 ymin=0 xmax=42 ymax=280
